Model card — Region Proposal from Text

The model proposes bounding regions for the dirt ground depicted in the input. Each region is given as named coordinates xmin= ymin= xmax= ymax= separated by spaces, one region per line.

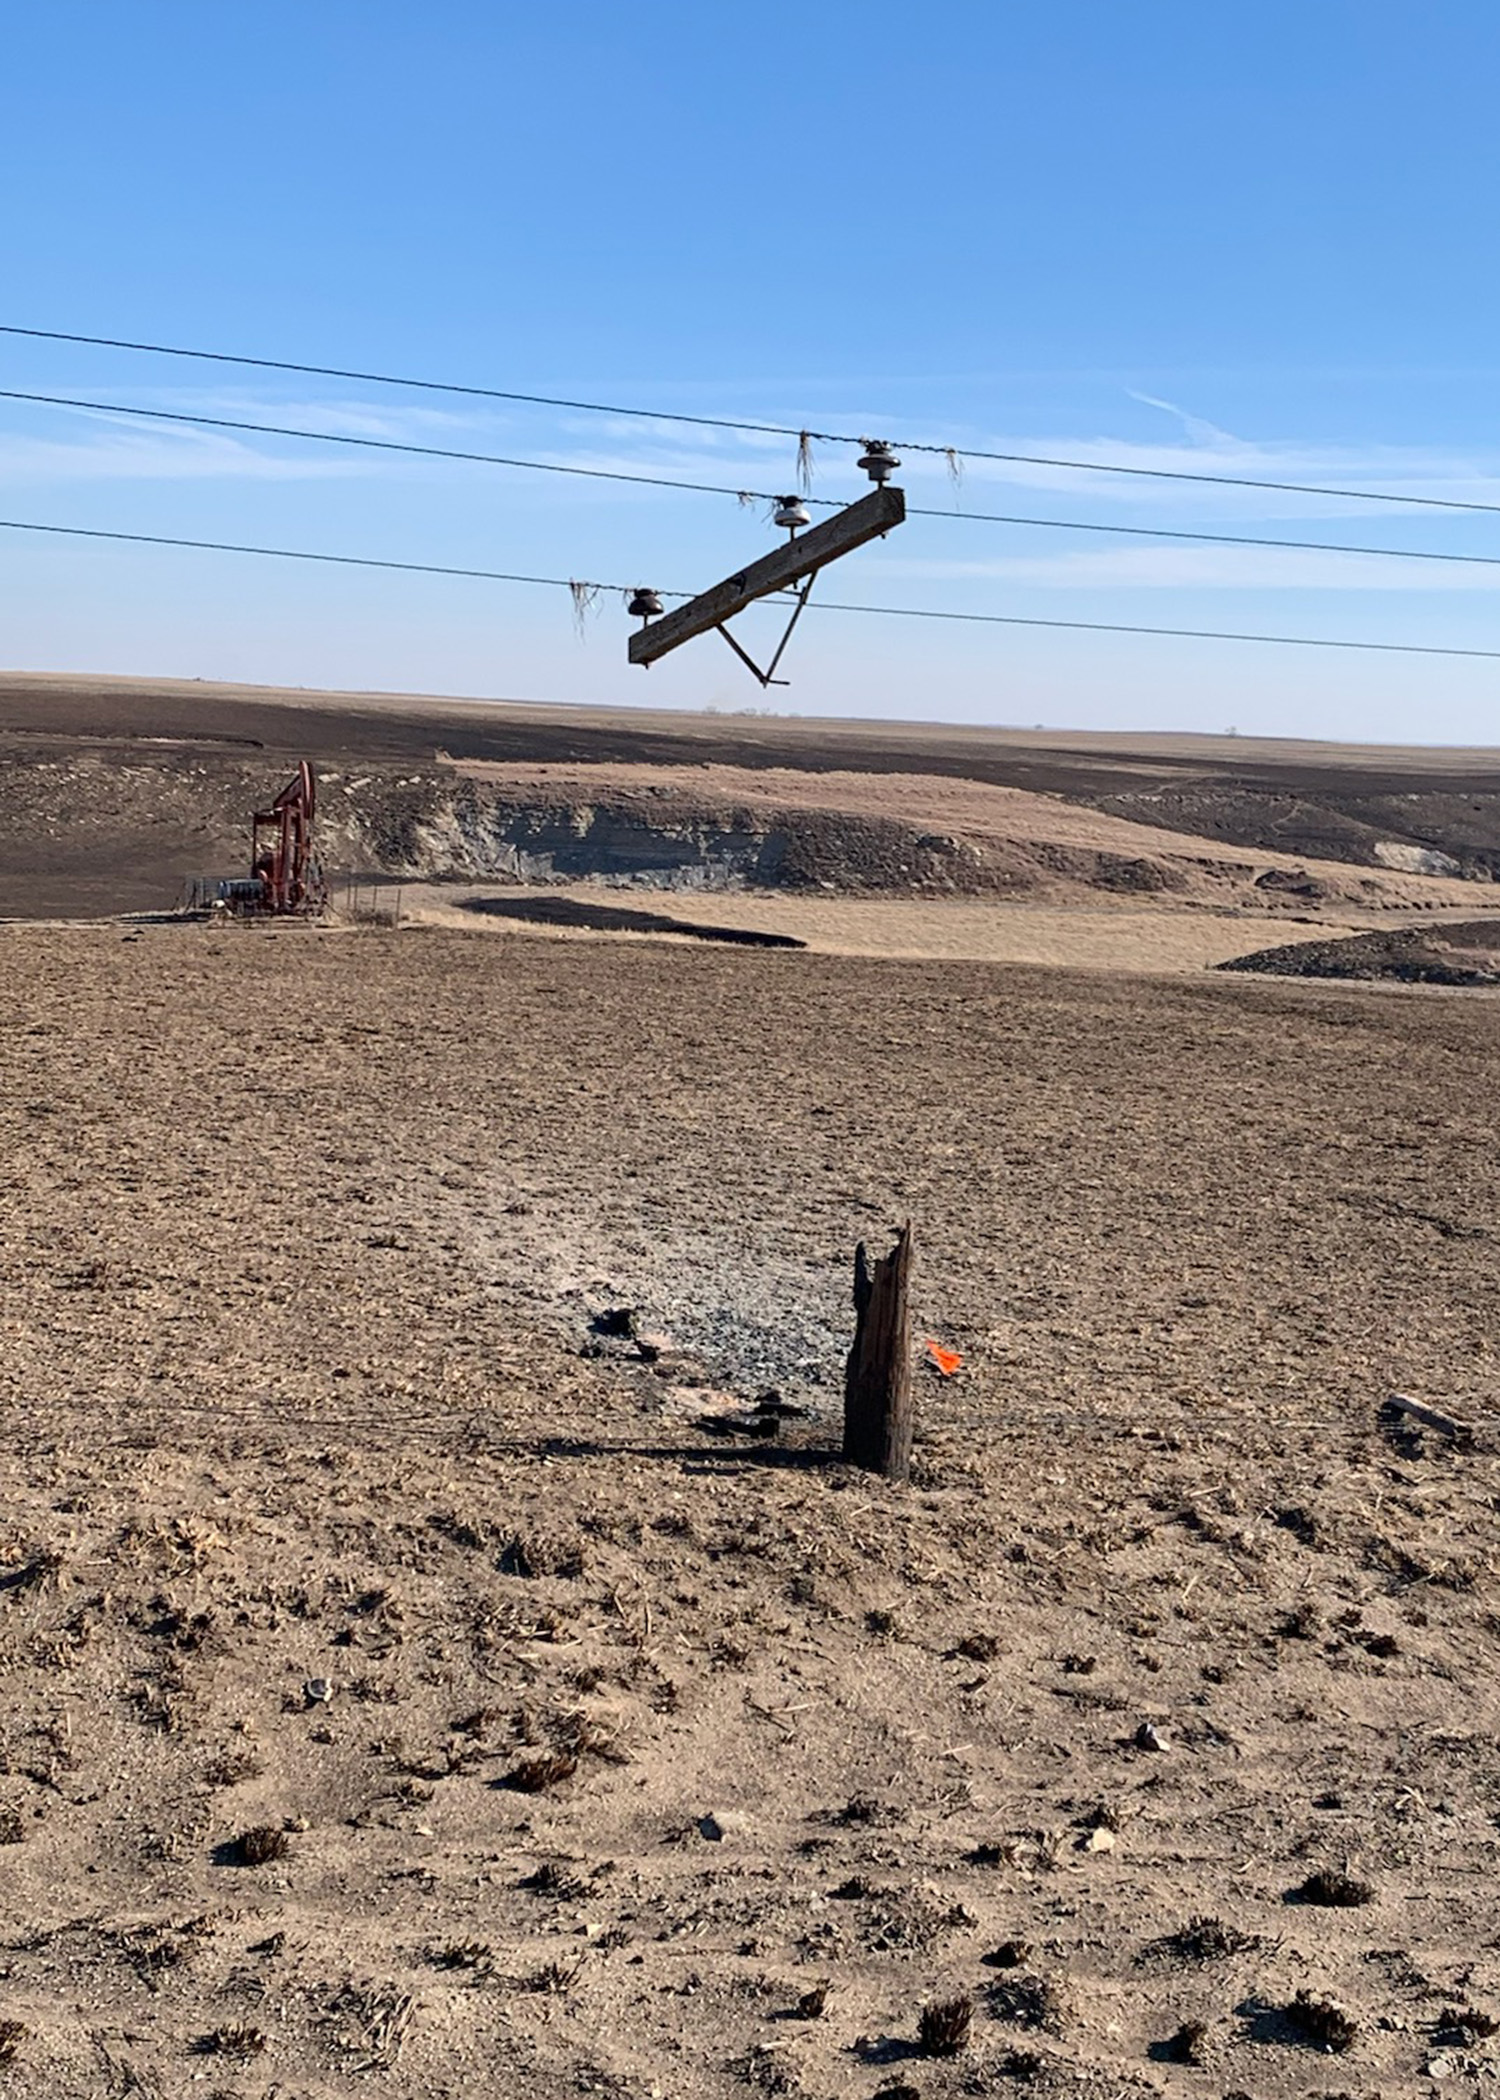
xmin=398 ymin=881 xmax=1486 ymax=972
xmin=3 ymin=919 xmax=1500 ymax=2099
xmin=394 ymin=890 xmax=1336 ymax=978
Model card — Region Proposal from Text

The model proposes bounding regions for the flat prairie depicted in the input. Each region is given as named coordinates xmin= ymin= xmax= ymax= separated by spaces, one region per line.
xmin=3 ymin=916 xmax=1499 ymax=2098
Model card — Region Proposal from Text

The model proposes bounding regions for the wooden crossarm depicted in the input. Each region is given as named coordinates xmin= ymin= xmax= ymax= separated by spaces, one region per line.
xmin=628 ymin=486 xmax=905 ymax=667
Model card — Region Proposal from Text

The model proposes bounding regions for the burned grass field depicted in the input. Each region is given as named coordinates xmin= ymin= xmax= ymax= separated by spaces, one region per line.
xmin=2 ymin=923 xmax=1500 ymax=2096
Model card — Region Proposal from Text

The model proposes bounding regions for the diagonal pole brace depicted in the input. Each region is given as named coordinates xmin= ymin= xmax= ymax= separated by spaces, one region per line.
xmin=712 ymin=575 xmax=817 ymax=688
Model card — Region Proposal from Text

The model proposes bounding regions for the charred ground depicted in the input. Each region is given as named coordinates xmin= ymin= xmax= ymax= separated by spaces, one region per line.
xmin=6 ymin=673 xmax=1500 ymax=915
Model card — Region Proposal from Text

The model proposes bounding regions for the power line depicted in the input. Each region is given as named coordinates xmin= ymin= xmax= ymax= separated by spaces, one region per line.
xmin=0 ymin=516 xmax=673 ymax=597
xmin=918 ymin=507 xmax=1500 ymax=571
xmin=0 ymin=386 xmax=780 ymax=502
xmin=807 ymin=596 xmax=1500 ymax=662
xmin=13 ymin=384 xmax=1500 ymax=578
xmin=8 ymin=513 xmax=1500 ymax=663
xmin=0 ymin=323 xmax=806 ymax=442
xmin=5 ymin=319 xmax=1500 ymax=520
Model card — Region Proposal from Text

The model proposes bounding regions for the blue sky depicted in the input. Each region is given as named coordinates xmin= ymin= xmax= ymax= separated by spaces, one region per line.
xmin=6 ymin=1 xmax=1500 ymax=739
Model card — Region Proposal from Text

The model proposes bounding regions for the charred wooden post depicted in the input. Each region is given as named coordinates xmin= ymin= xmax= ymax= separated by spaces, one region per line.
xmin=843 ymin=1222 xmax=915 ymax=1480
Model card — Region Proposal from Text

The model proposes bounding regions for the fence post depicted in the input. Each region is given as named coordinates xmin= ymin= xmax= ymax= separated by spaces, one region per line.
xmin=842 ymin=1221 xmax=915 ymax=1481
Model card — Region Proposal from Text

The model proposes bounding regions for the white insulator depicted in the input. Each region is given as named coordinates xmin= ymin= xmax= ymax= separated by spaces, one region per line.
xmin=857 ymin=440 xmax=900 ymax=485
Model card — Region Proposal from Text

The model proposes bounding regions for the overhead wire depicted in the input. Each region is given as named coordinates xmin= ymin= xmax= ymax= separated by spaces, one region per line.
xmin=0 ymin=385 xmax=777 ymax=501
xmin=10 ymin=384 xmax=1500 ymax=575
xmin=905 ymin=506 xmax=1500 ymax=571
xmin=0 ymin=516 xmax=678 ymax=596
xmin=9 ymin=514 xmax=1500 ymax=663
xmin=5 ymin=319 xmax=1500 ymax=519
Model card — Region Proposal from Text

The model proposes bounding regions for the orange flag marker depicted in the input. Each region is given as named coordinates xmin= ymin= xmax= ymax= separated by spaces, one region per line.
xmin=924 ymin=1338 xmax=963 ymax=1377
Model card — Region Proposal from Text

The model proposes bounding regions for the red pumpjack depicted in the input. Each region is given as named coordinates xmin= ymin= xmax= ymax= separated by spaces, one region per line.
xmin=214 ymin=760 xmax=325 ymax=915
xmin=251 ymin=760 xmax=324 ymax=913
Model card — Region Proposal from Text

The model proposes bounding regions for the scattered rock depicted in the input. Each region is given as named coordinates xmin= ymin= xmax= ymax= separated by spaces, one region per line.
xmin=1157 ymin=2019 xmax=1210 ymax=2065
xmin=1134 ymin=1721 xmax=1168 ymax=1753
xmin=591 ymin=1306 xmax=640 ymax=1340
xmin=698 ymin=1810 xmax=750 ymax=1843
xmin=982 ymin=1941 xmax=1033 ymax=1970
xmin=1434 ymin=2006 xmax=1500 ymax=2045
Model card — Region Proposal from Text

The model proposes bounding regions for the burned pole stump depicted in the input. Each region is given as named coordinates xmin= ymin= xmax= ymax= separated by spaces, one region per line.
xmin=843 ymin=1222 xmax=915 ymax=1481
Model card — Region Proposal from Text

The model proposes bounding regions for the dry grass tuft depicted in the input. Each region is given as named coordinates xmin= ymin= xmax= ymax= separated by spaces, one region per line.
xmin=501 ymin=1752 xmax=578 ymax=1794
xmin=524 ymin=1958 xmax=583 ymax=1994
xmin=918 ymin=1995 xmax=973 ymax=2057
xmin=1139 ymin=1914 xmax=1258 ymax=1965
xmin=452 ymin=1704 xmax=504 ymax=1737
xmin=1285 ymin=1992 xmax=1358 ymax=2052
xmin=1289 ymin=1869 xmax=1375 ymax=1908
xmin=1437 ymin=2005 xmax=1500 ymax=2044
xmin=988 ymin=1973 xmax=1063 ymax=2032
xmin=431 ymin=1939 xmax=493 ymax=1972
xmin=229 ymin=1824 xmax=290 ymax=1866
xmin=7 ymin=1546 xmax=62 ymax=1590
xmin=568 ymin=580 xmax=601 ymax=638
xmin=551 ymin=1708 xmax=629 ymax=1764
xmin=519 ymin=1860 xmax=590 ymax=1898
xmin=203 ymin=1748 xmax=262 ymax=1788
xmin=193 ymin=2026 xmax=267 ymax=2058
xmin=997 ymin=2053 xmax=1045 ymax=2083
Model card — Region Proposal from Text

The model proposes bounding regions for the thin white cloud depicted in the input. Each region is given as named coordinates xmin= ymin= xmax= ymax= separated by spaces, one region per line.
xmin=0 ymin=421 xmax=363 ymax=484
xmin=1125 ymin=389 xmax=1255 ymax=453
xmin=12 ymin=382 xmax=1500 ymax=536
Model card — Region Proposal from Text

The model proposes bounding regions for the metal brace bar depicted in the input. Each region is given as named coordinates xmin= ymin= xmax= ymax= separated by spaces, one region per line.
xmin=715 ymin=622 xmax=787 ymax=687
xmin=711 ymin=576 xmax=816 ymax=688
xmin=761 ymin=576 xmax=816 ymax=684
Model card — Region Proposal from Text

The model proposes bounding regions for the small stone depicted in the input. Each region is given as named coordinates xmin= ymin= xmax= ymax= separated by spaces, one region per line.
xmin=1427 ymin=2052 xmax=1456 ymax=2080
xmin=1134 ymin=1721 xmax=1167 ymax=1752
xmin=304 ymin=1678 xmax=334 ymax=1705
xmin=1082 ymin=1825 xmax=1116 ymax=1853
xmin=697 ymin=1808 xmax=749 ymax=1843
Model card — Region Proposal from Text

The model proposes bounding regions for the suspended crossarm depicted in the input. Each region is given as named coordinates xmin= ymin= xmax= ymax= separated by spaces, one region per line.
xmin=627 ymin=484 xmax=905 ymax=669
